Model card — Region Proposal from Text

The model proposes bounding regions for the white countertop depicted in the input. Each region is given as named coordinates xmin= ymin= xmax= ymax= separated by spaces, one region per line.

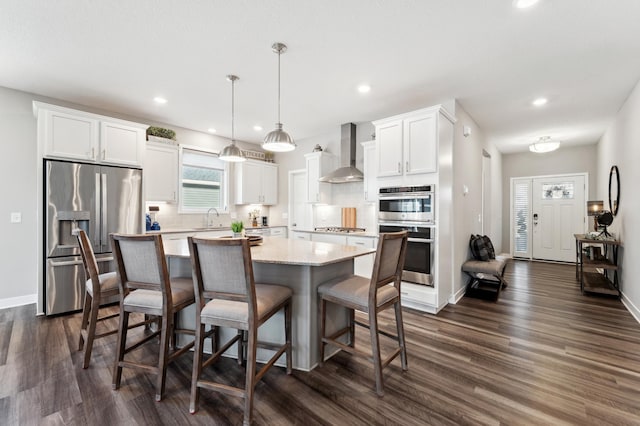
xmin=163 ymin=236 xmax=375 ymax=266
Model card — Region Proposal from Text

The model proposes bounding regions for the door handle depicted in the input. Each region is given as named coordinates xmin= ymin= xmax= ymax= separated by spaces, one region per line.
xmin=406 ymin=161 xmax=409 ymax=173
xmin=533 ymin=213 xmax=538 ymax=226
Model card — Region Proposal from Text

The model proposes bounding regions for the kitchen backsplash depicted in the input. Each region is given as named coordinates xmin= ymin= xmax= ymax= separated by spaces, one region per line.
xmin=144 ymin=202 xmax=271 ymax=230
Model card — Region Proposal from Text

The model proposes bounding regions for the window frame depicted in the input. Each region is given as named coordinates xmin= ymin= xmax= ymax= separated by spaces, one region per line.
xmin=178 ymin=144 xmax=229 ymax=214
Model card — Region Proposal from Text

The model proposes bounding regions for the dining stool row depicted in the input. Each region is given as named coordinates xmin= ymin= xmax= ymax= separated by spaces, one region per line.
xmin=75 ymin=230 xmax=292 ymax=426
xmin=74 ymin=229 xmax=410 ymax=425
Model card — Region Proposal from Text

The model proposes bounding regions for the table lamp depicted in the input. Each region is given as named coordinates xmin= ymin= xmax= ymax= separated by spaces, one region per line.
xmin=587 ymin=200 xmax=604 ymax=231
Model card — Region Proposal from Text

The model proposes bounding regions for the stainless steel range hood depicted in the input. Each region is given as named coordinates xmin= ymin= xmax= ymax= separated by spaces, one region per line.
xmin=319 ymin=123 xmax=364 ymax=183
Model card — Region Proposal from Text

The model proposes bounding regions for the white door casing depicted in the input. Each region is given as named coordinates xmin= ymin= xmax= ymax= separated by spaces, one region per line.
xmin=531 ymin=175 xmax=586 ymax=262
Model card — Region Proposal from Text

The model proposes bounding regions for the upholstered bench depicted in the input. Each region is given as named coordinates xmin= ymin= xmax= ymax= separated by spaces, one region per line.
xmin=462 ymin=255 xmax=510 ymax=300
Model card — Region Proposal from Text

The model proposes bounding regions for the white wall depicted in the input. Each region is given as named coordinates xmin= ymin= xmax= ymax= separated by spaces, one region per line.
xmin=451 ymin=102 xmax=503 ymax=300
xmin=500 ymin=144 xmax=598 ymax=251
xmin=0 ymin=87 xmax=39 ymax=308
xmin=596 ymin=78 xmax=640 ymax=320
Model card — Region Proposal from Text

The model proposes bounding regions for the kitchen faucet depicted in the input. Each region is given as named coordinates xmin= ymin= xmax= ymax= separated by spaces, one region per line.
xmin=206 ymin=207 xmax=220 ymax=227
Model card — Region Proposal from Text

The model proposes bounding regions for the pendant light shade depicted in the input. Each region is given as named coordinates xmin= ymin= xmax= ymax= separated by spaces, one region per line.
xmin=263 ymin=42 xmax=295 ymax=153
xmin=219 ymin=75 xmax=246 ymax=162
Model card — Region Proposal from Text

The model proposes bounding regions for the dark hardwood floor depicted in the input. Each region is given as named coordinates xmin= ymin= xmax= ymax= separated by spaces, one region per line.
xmin=2 ymin=260 xmax=640 ymax=425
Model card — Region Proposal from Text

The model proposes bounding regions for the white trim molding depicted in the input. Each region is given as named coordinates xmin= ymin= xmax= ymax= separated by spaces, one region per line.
xmin=622 ymin=292 xmax=640 ymax=325
xmin=0 ymin=294 xmax=37 ymax=310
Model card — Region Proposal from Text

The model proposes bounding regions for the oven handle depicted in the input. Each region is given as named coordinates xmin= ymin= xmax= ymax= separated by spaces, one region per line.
xmin=378 ymin=221 xmax=435 ymax=227
xmin=379 ymin=192 xmax=433 ymax=199
xmin=408 ymin=238 xmax=434 ymax=243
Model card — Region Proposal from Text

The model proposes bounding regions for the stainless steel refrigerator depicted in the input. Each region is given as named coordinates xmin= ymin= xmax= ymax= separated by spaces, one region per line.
xmin=44 ymin=159 xmax=143 ymax=315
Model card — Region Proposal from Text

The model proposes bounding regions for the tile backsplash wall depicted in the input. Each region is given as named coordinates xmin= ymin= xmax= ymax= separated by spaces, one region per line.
xmin=144 ymin=202 xmax=271 ymax=230
xmin=313 ymin=182 xmax=376 ymax=231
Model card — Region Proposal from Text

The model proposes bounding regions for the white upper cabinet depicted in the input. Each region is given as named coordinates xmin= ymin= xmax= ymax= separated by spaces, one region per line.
xmin=145 ymin=141 xmax=179 ymax=202
xmin=34 ymin=102 xmax=146 ymax=167
xmin=100 ymin=120 xmax=145 ymax=166
xmin=361 ymin=140 xmax=377 ymax=203
xmin=305 ymin=151 xmax=333 ymax=203
xmin=235 ymin=160 xmax=278 ymax=205
xmin=374 ymin=106 xmax=446 ymax=179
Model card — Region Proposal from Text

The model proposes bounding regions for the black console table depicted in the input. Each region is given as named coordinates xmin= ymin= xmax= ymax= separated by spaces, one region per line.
xmin=574 ymin=234 xmax=621 ymax=297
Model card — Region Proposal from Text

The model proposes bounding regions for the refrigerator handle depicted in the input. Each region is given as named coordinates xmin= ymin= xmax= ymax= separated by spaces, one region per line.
xmin=95 ymin=172 xmax=101 ymax=247
xmin=102 ymin=173 xmax=108 ymax=246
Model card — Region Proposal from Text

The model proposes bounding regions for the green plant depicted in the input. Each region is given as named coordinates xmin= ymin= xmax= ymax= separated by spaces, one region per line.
xmin=146 ymin=126 xmax=176 ymax=140
xmin=231 ymin=221 xmax=244 ymax=233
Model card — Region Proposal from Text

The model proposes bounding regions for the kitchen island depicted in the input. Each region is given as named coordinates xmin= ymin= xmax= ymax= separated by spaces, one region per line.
xmin=162 ymin=237 xmax=376 ymax=371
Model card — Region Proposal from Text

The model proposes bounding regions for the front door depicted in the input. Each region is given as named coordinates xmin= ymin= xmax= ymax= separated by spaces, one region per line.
xmin=531 ymin=175 xmax=586 ymax=262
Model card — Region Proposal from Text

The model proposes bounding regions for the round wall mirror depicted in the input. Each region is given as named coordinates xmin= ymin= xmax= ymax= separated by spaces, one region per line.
xmin=608 ymin=165 xmax=620 ymax=216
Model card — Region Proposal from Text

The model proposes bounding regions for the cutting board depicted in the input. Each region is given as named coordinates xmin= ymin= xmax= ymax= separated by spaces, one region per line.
xmin=341 ymin=207 xmax=357 ymax=228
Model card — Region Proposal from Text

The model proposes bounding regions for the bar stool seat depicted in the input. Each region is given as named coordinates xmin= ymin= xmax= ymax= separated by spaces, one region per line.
xmin=318 ymin=275 xmax=399 ymax=310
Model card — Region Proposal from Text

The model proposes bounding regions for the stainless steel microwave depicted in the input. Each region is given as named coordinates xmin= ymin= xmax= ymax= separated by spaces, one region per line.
xmin=378 ymin=185 xmax=434 ymax=224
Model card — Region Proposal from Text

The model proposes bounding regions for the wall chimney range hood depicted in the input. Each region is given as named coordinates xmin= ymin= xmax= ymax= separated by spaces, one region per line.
xmin=319 ymin=123 xmax=364 ymax=183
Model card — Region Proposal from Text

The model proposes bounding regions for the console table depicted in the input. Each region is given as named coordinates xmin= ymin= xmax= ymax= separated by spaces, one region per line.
xmin=574 ymin=234 xmax=621 ymax=297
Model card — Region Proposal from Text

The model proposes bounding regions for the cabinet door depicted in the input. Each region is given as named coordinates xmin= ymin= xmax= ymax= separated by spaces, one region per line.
xmin=269 ymin=227 xmax=287 ymax=238
xmin=43 ymin=109 xmax=99 ymax=161
xmin=347 ymin=235 xmax=376 ymax=278
xmin=305 ymin=152 xmax=332 ymax=203
xmin=291 ymin=231 xmax=311 ymax=241
xmin=145 ymin=142 xmax=178 ymax=202
xmin=235 ymin=161 xmax=262 ymax=204
xmin=261 ymin=163 xmax=278 ymax=205
xmin=100 ymin=121 xmax=145 ymax=167
xmin=404 ymin=113 xmax=437 ymax=175
xmin=362 ymin=141 xmax=377 ymax=202
xmin=311 ymin=233 xmax=347 ymax=244
xmin=376 ymin=120 xmax=403 ymax=177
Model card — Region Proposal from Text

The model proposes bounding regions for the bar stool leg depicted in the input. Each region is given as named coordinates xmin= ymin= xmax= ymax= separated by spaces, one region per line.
xmin=369 ymin=308 xmax=384 ymax=397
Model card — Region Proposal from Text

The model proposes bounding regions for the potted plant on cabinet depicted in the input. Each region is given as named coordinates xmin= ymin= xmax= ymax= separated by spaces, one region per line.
xmin=146 ymin=126 xmax=176 ymax=144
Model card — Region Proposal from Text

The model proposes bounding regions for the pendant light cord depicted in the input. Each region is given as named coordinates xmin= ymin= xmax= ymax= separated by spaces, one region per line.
xmin=277 ymin=47 xmax=281 ymax=124
xmin=231 ymin=77 xmax=235 ymax=143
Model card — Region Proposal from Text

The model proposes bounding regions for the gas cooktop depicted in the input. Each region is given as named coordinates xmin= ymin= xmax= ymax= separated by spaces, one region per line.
xmin=314 ymin=227 xmax=366 ymax=233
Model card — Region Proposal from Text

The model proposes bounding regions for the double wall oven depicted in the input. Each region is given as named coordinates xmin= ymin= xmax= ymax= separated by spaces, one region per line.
xmin=378 ymin=185 xmax=434 ymax=286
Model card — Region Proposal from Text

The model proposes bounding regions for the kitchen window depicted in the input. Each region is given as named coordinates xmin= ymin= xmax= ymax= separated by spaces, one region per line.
xmin=179 ymin=146 xmax=228 ymax=213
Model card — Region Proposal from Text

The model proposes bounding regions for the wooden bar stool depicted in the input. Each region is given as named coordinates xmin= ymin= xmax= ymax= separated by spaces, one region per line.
xmin=318 ymin=231 xmax=409 ymax=396
xmin=75 ymin=229 xmax=120 ymax=368
xmin=110 ymin=233 xmax=198 ymax=401
xmin=188 ymin=236 xmax=292 ymax=426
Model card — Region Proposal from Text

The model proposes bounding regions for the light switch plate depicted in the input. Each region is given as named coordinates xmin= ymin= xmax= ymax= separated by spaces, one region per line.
xmin=10 ymin=212 xmax=21 ymax=223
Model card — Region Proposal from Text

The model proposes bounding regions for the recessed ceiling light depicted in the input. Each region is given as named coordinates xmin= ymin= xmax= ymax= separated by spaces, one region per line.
xmin=532 ymin=97 xmax=548 ymax=106
xmin=153 ymin=97 xmax=168 ymax=104
xmin=208 ymin=128 xmax=217 ymax=133
xmin=253 ymin=125 xmax=263 ymax=131
xmin=513 ymin=0 xmax=539 ymax=9
xmin=357 ymin=84 xmax=371 ymax=94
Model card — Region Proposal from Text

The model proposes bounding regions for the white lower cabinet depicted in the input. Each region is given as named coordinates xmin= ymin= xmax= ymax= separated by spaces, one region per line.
xmin=400 ymin=282 xmax=438 ymax=313
xmin=290 ymin=231 xmax=311 ymax=241
xmin=347 ymin=236 xmax=377 ymax=278
xmin=311 ymin=233 xmax=347 ymax=244
xmin=268 ymin=227 xmax=287 ymax=238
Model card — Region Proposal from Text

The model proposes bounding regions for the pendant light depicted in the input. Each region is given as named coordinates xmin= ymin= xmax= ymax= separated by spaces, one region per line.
xmin=263 ymin=42 xmax=296 ymax=152
xmin=219 ymin=75 xmax=246 ymax=162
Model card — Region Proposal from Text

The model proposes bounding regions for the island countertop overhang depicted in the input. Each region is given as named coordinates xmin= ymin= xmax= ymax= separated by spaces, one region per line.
xmin=162 ymin=236 xmax=376 ymax=267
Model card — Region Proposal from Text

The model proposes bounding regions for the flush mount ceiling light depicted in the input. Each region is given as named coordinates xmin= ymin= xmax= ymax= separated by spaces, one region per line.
xmin=208 ymin=128 xmax=216 ymax=133
xmin=532 ymin=97 xmax=548 ymax=106
xmin=513 ymin=0 xmax=539 ymax=8
xmin=357 ymin=84 xmax=371 ymax=93
xmin=153 ymin=96 xmax=168 ymax=104
xmin=219 ymin=75 xmax=246 ymax=162
xmin=263 ymin=42 xmax=296 ymax=153
xmin=529 ymin=136 xmax=560 ymax=153
xmin=253 ymin=125 xmax=263 ymax=131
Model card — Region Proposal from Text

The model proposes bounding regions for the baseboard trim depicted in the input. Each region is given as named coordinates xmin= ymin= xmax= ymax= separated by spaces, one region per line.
xmin=621 ymin=292 xmax=640 ymax=325
xmin=448 ymin=285 xmax=467 ymax=304
xmin=0 ymin=294 xmax=37 ymax=310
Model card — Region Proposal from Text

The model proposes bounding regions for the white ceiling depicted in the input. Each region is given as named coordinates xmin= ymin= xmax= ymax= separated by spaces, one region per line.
xmin=2 ymin=0 xmax=639 ymax=153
